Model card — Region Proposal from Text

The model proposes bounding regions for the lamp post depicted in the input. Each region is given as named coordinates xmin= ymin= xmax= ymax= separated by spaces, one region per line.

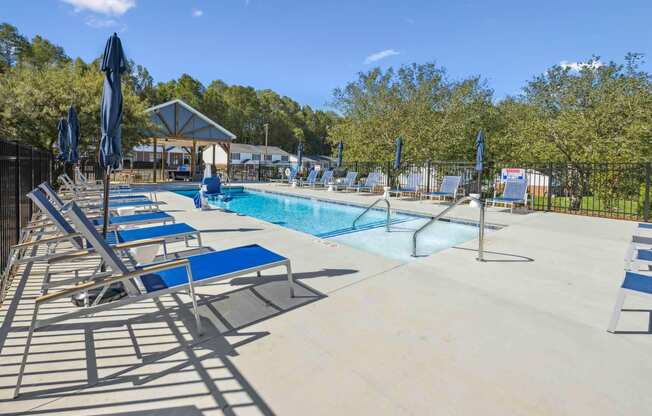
xmin=264 ymin=123 xmax=269 ymax=161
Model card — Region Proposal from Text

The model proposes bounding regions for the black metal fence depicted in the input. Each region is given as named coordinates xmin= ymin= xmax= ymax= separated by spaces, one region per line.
xmin=0 ymin=139 xmax=53 ymax=279
xmin=329 ymin=160 xmax=651 ymax=222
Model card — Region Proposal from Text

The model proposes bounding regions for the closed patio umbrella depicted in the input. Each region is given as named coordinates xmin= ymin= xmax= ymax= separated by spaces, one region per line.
xmin=336 ymin=141 xmax=343 ymax=168
xmin=57 ymin=118 xmax=68 ymax=161
xmin=475 ymin=130 xmax=485 ymax=193
xmin=297 ymin=142 xmax=303 ymax=173
xmin=99 ymin=32 xmax=127 ymax=238
xmin=394 ymin=137 xmax=403 ymax=169
xmin=67 ymin=105 xmax=80 ymax=164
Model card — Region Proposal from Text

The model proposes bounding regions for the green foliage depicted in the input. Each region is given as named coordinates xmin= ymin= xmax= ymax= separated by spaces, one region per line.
xmin=329 ymin=63 xmax=497 ymax=163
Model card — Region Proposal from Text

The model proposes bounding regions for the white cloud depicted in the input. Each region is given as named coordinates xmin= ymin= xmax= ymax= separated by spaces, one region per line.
xmin=560 ymin=60 xmax=604 ymax=71
xmin=61 ymin=0 xmax=136 ymax=16
xmin=85 ymin=16 xmax=119 ymax=28
xmin=191 ymin=8 xmax=203 ymax=17
xmin=364 ymin=49 xmax=400 ymax=64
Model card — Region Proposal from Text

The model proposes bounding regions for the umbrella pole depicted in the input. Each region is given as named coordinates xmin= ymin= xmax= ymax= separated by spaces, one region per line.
xmin=102 ymin=166 xmax=112 ymax=238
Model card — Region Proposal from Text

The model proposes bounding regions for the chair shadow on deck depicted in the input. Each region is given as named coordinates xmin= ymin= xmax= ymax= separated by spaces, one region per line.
xmin=1 ymin=267 xmax=358 ymax=415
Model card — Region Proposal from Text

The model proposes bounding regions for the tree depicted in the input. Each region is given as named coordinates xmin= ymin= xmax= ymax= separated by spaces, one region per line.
xmin=0 ymin=23 xmax=30 ymax=72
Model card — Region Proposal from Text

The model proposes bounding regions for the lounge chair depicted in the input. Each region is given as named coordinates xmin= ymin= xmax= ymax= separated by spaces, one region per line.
xmin=333 ymin=171 xmax=358 ymax=191
xmin=349 ymin=172 xmax=380 ymax=193
xmin=313 ymin=170 xmax=333 ymax=188
xmin=74 ymin=167 xmax=131 ymax=191
xmin=487 ymin=179 xmax=529 ymax=213
xmin=282 ymin=167 xmax=298 ymax=185
xmin=299 ymin=169 xmax=318 ymax=187
xmin=61 ymin=172 xmax=130 ymax=194
xmin=59 ymin=174 xmax=146 ymax=202
xmin=14 ymin=201 xmax=294 ymax=398
xmin=422 ymin=175 xmax=461 ymax=202
xmin=40 ymin=182 xmax=161 ymax=213
xmin=390 ymin=173 xmax=422 ymax=198
xmin=608 ymin=269 xmax=652 ymax=333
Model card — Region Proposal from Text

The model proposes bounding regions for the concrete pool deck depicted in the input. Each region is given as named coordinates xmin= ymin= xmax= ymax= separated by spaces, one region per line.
xmin=1 ymin=182 xmax=651 ymax=415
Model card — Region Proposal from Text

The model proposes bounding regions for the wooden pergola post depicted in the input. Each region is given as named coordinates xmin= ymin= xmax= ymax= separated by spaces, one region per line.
xmin=152 ymin=137 xmax=157 ymax=183
xmin=212 ymin=144 xmax=216 ymax=175
xmin=191 ymin=139 xmax=197 ymax=178
xmin=161 ymin=145 xmax=166 ymax=182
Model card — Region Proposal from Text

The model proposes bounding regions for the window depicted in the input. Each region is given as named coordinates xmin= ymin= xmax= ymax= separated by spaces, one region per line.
xmin=281 ymin=155 xmax=289 ymax=162
xmin=252 ymin=153 xmax=261 ymax=161
xmin=231 ymin=153 xmax=240 ymax=160
xmin=264 ymin=154 xmax=273 ymax=161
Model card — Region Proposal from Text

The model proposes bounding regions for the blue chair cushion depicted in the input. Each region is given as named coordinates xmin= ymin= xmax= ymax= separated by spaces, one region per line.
xmin=491 ymin=197 xmax=524 ymax=203
xmin=114 ymin=223 xmax=197 ymax=243
xmin=622 ymin=271 xmax=652 ymax=295
xmin=140 ymin=244 xmax=287 ymax=293
xmin=637 ymin=249 xmax=652 ymax=262
xmin=425 ymin=191 xmax=453 ymax=196
xmin=639 ymin=223 xmax=652 ymax=230
xmin=92 ymin=212 xmax=173 ymax=226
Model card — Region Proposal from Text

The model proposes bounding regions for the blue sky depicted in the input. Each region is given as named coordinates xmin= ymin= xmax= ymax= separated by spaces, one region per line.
xmin=3 ymin=0 xmax=651 ymax=109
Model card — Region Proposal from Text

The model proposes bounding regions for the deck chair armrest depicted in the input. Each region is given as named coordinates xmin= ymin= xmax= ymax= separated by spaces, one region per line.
xmin=36 ymin=258 xmax=190 ymax=306
xmin=12 ymin=233 xmax=81 ymax=249
xmin=47 ymin=249 xmax=96 ymax=264
xmin=112 ymin=237 xmax=166 ymax=250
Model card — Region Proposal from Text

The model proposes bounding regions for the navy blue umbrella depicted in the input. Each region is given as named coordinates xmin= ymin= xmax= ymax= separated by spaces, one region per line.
xmin=99 ymin=33 xmax=126 ymax=170
xmin=394 ymin=137 xmax=403 ymax=169
xmin=475 ymin=130 xmax=485 ymax=193
xmin=67 ymin=105 xmax=79 ymax=164
xmin=297 ymin=142 xmax=303 ymax=172
xmin=57 ymin=118 xmax=68 ymax=161
xmin=336 ymin=141 xmax=343 ymax=168
xmin=99 ymin=33 xmax=127 ymax=237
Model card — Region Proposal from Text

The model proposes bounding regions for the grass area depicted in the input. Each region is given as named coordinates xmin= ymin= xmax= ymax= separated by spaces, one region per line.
xmin=532 ymin=195 xmax=642 ymax=217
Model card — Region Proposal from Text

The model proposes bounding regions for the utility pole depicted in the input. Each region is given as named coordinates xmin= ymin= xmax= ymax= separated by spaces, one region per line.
xmin=264 ymin=123 xmax=269 ymax=162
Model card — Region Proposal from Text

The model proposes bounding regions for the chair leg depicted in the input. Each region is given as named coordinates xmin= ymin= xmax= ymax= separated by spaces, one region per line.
xmin=607 ymin=290 xmax=627 ymax=333
xmin=185 ymin=264 xmax=203 ymax=336
xmin=286 ymin=262 xmax=295 ymax=298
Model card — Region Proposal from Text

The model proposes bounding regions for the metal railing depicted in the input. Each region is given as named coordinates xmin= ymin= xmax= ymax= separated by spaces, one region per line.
xmin=352 ymin=197 xmax=391 ymax=232
xmin=412 ymin=196 xmax=485 ymax=260
xmin=0 ymin=139 xmax=52 ymax=302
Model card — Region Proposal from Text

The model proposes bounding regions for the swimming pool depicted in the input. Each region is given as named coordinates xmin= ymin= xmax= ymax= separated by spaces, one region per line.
xmin=174 ymin=187 xmax=483 ymax=260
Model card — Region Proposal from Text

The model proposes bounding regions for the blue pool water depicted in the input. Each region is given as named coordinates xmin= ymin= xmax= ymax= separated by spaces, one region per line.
xmin=175 ymin=187 xmax=414 ymax=238
xmin=174 ymin=187 xmax=483 ymax=261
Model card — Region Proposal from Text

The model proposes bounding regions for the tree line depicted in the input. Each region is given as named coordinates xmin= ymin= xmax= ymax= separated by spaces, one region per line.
xmin=0 ymin=23 xmax=338 ymax=157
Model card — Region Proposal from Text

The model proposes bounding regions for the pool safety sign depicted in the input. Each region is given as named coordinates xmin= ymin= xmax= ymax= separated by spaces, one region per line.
xmin=501 ymin=168 xmax=525 ymax=181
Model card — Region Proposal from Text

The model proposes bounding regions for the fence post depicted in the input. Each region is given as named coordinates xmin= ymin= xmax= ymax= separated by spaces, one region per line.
xmin=387 ymin=161 xmax=392 ymax=187
xmin=14 ymin=143 xmax=20 ymax=242
xmin=547 ymin=162 xmax=553 ymax=212
xmin=644 ymin=162 xmax=651 ymax=222
xmin=426 ymin=161 xmax=432 ymax=193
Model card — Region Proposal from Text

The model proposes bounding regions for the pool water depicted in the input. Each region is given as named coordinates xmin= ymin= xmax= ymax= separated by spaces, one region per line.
xmin=174 ymin=187 xmax=482 ymax=260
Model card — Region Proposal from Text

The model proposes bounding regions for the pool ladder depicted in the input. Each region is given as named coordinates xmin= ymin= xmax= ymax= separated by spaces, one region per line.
xmin=352 ymin=197 xmax=391 ymax=232
xmin=411 ymin=196 xmax=486 ymax=261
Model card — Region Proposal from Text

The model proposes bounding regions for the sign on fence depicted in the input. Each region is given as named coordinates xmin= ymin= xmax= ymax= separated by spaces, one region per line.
xmin=501 ymin=168 xmax=525 ymax=181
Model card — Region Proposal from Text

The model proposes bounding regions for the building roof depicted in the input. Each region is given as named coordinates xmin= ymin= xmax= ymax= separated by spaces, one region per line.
xmin=145 ymin=99 xmax=236 ymax=146
xmin=229 ymin=143 xmax=292 ymax=156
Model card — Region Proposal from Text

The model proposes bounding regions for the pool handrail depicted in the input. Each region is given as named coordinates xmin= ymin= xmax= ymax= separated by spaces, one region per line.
xmin=352 ymin=197 xmax=391 ymax=232
xmin=412 ymin=196 xmax=485 ymax=260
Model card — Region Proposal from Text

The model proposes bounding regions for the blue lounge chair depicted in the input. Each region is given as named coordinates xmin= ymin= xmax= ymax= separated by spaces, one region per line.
xmin=314 ymin=170 xmax=334 ymax=188
xmin=423 ymin=175 xmax=461 ymax=202
xmin=28 ymin=188 xmax=201 ymax=257
xmin=40 ymin=182 xmax=160 ymax=213
xmin=349 ymin=172 xmax=380 ymax=193
xmin=487 ymin=180 xmax=529 ymax=213
xmin=390 ymin=173 xmax=422 ymax=198
xmin=333 ymin=171 xmax=358 ymax=191
xmin=299 ymin=169 xmax=318 ymax=187
xmin=14 ymin=201 xmax=295 ymax=398
xmin=608 ymin=270 xmax=652 ymax=333
xmin=283 ymin=167 xmax=298 ymax=185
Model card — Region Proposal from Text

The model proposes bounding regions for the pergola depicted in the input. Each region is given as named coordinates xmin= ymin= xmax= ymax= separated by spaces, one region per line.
xmin=144 ymin=99 xmax=236 ymax=182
